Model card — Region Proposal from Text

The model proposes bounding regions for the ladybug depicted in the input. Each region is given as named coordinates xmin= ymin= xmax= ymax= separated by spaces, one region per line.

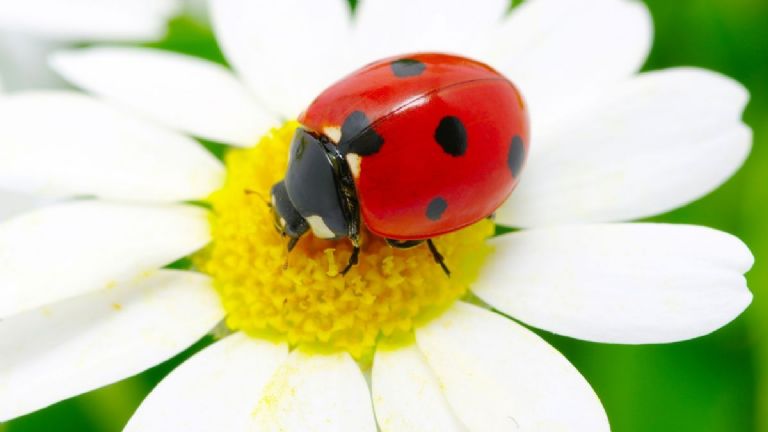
xmin=270 ymin=53 xmax=529 ymax=274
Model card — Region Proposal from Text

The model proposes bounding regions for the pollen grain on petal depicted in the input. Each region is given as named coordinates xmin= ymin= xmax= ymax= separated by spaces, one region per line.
xmin=195 ymin=122 xmax=494 ymax=360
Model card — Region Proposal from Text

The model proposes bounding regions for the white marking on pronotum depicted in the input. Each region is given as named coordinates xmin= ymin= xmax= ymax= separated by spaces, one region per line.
xmin=346 ymin=153 xmax=362 ymax=178
xmin=323 ymin=126 xmax=342 ymax=143
xmin=306 ymin=215 xmax=335 ymax=239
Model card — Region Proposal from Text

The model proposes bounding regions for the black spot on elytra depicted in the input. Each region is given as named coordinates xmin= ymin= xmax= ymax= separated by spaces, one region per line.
xmin=339 ymin=110 xmax=384 ymax=156
xmin=426 ymin=197 xmax=448 ymax=221
xmin=391 ymin=58 xmax=426 ymax=77
xmin=508 ymin=135 xmax=525 ymax=177
xmin=434 ymin=116 xmax=467 ymax=157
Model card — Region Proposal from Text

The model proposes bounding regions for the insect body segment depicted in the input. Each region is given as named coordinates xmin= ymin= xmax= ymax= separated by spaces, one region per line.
xmin=271 ymin=53 xmax=530 ymax=274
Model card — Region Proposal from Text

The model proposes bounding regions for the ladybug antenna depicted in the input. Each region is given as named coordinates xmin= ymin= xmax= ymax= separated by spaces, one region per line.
xmin=427 ymin=239 xmax=451 ymax=277
xmin=245 ymin=188 xmax=271 ymax=207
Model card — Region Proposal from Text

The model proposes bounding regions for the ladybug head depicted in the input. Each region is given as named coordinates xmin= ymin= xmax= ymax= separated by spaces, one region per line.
xmin=270 ymin=127 xmax=360 ymax=251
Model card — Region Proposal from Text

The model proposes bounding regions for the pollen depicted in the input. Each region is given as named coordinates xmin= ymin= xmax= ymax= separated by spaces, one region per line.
xmin=195 ymin=122 xmax=494 ymax=360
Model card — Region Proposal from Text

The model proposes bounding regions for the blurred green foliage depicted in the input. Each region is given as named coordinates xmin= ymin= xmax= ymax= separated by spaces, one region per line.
xmin=2 ymin=0 xmax=767 ymax=430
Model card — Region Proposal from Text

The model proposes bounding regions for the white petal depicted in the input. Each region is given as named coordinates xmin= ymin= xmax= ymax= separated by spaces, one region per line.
xmin=126 ymin=334 xmax=288 ymax=432
xmin=498 ymin=68 xmax=751 ymax=227
xmin=184 ymin=0 xmax=209 ymax=23
xmin=0 ymin=270 xmax=224 ymax=421
xmin=372 ymin=344 xmax=465 ymax=432
xmin=0 ymin=201 xmax=210 ymax=319
xmin=252 ymin=350 xmax=377 ymax=432
xmin=0 ymin=33 xmax=67 ymax=91
xmin=0 ymin=0 xmax=179 ymax=41
xmin=0 ymin=189 xmax=55 ymax=221
xmin=474 ymin=224 xmax=754 ymax=344
xmin=51 ymin=48 xmax=275 ymax=146
xmin=210 ymin=0 xmax=353 ymax=117
xmin=488 ymin=0 xmax=652 ymax=125
xmin=416 ymin=302 xmax=609 ymax=432
xmin=0 ymin=91 xmax=224 ymax=202
xmin=353 ymin=0 xmax=509 ymax=63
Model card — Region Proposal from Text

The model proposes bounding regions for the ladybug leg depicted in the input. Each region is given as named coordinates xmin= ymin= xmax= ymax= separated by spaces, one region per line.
xmin=340 ymin=238 xmax=361 ymax=276
xmin=281 ymin=236 xmax=296 ymax=270
xmin=427 ymin=239 xmax=451 ymax=276
xmin=386 ymin=238 xmax=424 ymax=249
xmin=286 ymin=236 xmax=301 ymax=252
xmin=282 ymin=235 xmax=307 ymax=270
xmin=340 ymin=245 xmax=360 ymax=275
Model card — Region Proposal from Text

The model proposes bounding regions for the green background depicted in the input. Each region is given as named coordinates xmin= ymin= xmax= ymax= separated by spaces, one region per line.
xmin=2 ymin=0 xmax=767 ymax=430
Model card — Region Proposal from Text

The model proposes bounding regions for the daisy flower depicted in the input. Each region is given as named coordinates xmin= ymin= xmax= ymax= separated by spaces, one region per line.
xmin=0 ymin=0 xmax=753 ymax=430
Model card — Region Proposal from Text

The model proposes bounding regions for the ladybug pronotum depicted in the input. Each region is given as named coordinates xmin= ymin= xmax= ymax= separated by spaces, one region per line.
xmin=270 ymin=53 xmax=530 ymax=274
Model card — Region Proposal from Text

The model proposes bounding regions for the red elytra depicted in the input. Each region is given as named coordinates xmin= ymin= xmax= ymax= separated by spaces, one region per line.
xmin=298 ymin=53 xmax=530 ymax=240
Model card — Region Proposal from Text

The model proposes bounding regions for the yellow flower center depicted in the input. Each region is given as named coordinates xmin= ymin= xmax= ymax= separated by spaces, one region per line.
xmin=195 ymin=122 xmax=494 ymax=360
